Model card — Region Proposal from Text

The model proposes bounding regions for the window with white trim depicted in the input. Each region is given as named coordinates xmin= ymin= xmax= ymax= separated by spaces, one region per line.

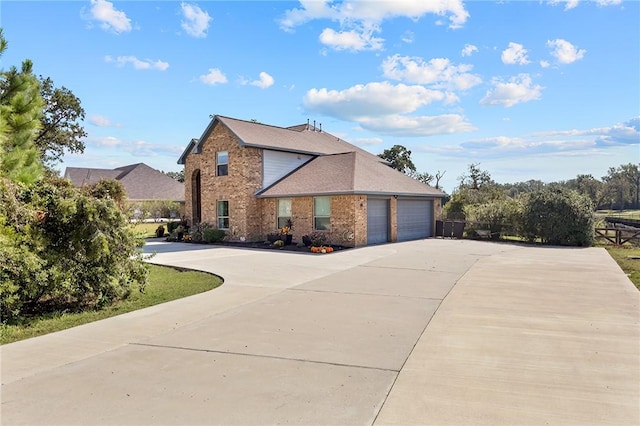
xmin=313 ymin=196 xmax=330 ymax=230
xmin=217 ymin=200 xmax=229 ymax=229
xmin=277 ymin=198 xmax=292 ymax=229
xmin=217 ymin=151 xmax=228 ymax=176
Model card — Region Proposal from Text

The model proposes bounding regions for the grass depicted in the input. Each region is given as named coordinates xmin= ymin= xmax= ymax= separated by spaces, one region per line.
xmin=604 ymin=245 xmax=640 ymax=290
xmin=0 ymin=264 xmax=223 ymax=345
xmin=595 ymin=209 xmax=640 ymax=220
xmin=130 ymin=221 xmax=169 ymax=238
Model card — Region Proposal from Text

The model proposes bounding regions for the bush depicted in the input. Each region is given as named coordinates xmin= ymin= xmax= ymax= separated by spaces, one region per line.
xmin=464 ymin=198 xmax=523 ymax=239
xmin=521 ymin=188 xmax=594 ymax=246
xmin=309 ymin=231 xmax=328 ymax=247
xmin=203 ymin=228 xmax=226 ymax=243
xmin=166 ymin=220 xmax=180 ymax=234
xmin=0 ymin=177 xmax=148 ymax=323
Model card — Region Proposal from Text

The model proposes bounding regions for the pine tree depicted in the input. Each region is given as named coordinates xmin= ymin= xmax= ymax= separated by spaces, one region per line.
xmin=0 ymin=29 xmax=45 ymax=184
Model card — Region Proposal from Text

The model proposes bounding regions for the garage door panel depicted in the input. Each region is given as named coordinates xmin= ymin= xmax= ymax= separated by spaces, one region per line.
xmin=397 ymin=199 xmax=433 ymax=242
xmin=367 ymin=198 xmax=389 ymax=245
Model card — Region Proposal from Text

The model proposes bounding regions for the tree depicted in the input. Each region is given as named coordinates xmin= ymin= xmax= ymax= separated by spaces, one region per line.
xmin=459 ymin=163 xmax=493 ymax=190
xmin=564 ymin=174 xmax=605 ymax=209
xmin=378 ymin=144 xmax=416 ymax=174
xmin=409 ymin=171 xmax=433 ymax=185
xmin=602 ymin=164 xmax=640 ymax=210
xmin=34 ymin=76 xmax=86 ymax=168
xmin=163 ymin=170 xmax=185 ymax=183
xmin=0 ymin=29 xmax=44 ymax=185
xmin=434 ymin=170 xmax=446 ymax=190
xmin=521 ymin=188 xmax=594 ymax=246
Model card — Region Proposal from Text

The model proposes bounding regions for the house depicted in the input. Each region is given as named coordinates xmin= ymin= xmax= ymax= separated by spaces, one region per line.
xmin=64 ymin=163 xmax=185 ymax=203
xmin=178 ymin=115 xmax=445 ymax=247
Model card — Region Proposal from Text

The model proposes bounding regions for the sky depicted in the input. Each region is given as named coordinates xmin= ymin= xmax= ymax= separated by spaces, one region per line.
xmin=2 ymin=0 xmax=639 ymax=192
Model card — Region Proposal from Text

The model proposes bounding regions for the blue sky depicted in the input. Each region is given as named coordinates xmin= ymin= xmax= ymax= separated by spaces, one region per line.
xmin=2 ymin=0 xmax=638 ymax=192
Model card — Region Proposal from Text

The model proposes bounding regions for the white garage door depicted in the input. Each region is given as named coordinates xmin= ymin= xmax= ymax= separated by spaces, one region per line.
xmin=367 ymin=198 xmax=389 ymax=245
xmin=397 ymin=198 xmax=433 ymax=242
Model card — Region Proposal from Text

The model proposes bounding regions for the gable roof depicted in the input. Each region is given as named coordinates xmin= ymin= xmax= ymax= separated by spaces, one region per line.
xmin=178 ymin=115 xmax=387 ymax=165
xmin=257 ymin=152 xmax=445 ymax=198
xmin=64 ymin=163 xmax=184 ymax=202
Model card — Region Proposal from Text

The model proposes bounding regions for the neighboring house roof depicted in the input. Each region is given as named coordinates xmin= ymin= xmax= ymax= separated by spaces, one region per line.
xmin=178 ymin=115 xmax=388 ymax=165
xmin=258 ymin=152 xmax=445 ymax=198
xmin=64 ymin=163 xmax=184 ymax=202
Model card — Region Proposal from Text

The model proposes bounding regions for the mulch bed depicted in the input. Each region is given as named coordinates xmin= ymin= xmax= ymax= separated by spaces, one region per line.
xmin=179 ymin=240 xmax=352 ymax=254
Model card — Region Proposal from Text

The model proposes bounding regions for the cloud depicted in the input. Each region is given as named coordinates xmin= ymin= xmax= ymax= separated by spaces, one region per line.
xmin=249 ymin=72 xmax=275 ymax=89
xmin=104 ymin=55 xmax=169 ymax=70
xmin=546 ymin=0 xmax=580 ymax=10
xmin=480 ymin=74 xmax=543 ymax=107
xmin=547 ymin=39 xmax=586 ymax=64
xmin=89 ymin=114 xmax=121 ymax=127
xmin=88 ymin=136 xmax=184 ymax=157
xmin=180 ymin=2 xmax=212 ymax=38
xmin=540 ymin=60 xmax=550 ymax=68
xmin=354 ymin=137 xmax=384 ymax=145
xmin=461 ymin=44 xmax=478 ymax=57
xmin=319 ymin=27 xmax=384 ymax=51
xmin=280 ymin=0 xmax=470 ymax=30
xmin=401 ymin=30 xmax=415 ymax=44
xmin=381 ymin=55 xmax=482 ymax=91
xmin=303 ymin=81 xmax=476 ymax=136
xmin=199 ymin=68 xmax=228 ymax=85
xmin=422 ymin=116 xmax=638 ymax=160
xmin=279 ymin=1 xmax=469 ymax=51
xmin=501 ymin=42 xmax=530 ymax=65
xmin=546 ymin=0 xmax=621 ymax=9
xmin=304 ymin=81 xmax=445 ymax=119
xmin=87 ymin=0 xmax=132 ymax=34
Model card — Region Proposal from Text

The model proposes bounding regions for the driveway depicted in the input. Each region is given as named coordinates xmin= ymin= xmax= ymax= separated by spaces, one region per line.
xmin=2 ymin=239 xmax=638 ymax=425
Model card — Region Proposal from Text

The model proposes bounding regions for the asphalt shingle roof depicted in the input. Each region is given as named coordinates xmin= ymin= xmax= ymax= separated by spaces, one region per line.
xmin=64 ymin=163 xmax=184 ymax=202
xmin=258 ymin=152 xmax=445 ymax=198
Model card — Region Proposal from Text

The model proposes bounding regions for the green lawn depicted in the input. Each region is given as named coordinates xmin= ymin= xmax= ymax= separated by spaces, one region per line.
xmin=0 ymin=264 xmax=223 ymax=345
xmin=605 ymin=246 xmax=640 ymax=290
xmin=130 ymin=221 xmax=169 ymax=238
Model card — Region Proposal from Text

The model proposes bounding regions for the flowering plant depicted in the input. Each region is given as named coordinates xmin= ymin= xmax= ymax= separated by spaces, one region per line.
xmin=279 ymin=226 xmax=291 ymax=235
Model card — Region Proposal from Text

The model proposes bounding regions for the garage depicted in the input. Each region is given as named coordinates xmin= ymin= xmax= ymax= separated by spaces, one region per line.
xmin=367 ymin=197 xmax=389 ymax=245
xmin=397 ymin=198 xmax=433 ymax=242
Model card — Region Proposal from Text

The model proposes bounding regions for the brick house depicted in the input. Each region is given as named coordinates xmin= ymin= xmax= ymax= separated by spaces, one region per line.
xmin=178 ymin=115 xmax=445 ymax=247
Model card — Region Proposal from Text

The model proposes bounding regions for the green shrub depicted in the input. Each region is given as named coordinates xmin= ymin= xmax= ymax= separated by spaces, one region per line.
xmin=203 ymin=228 xmax=226 ymax=243
xmin=464 ymin=198 xmax=523 ymax=239
xmin=0 ymin=177 xmax=149 ymax=323
xmin=166 ymin=220 xmax=179 ymax=234
xmin=309 ymin=231 xmax=328 ymax=247
xmin=521 ymin=188 xmax=594 ymax=246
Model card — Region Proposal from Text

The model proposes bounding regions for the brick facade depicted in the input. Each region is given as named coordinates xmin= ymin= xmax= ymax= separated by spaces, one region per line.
xmin=183 ymin=121 xmax=442 ymax=247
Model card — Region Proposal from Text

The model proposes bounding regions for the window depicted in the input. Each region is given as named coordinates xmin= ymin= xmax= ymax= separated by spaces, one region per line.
xmin=313 ymin=196 xmax=330 ymax=230
xmin=217 ymin=151 xmax=228 ymax=176
xmin=277 ymin=199 xmax=292 ymax=229
xmin=217 ymin=200 xmax=229 ymax=229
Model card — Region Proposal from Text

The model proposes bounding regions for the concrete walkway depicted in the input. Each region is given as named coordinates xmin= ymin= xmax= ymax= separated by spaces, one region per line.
xmin=1 ymin=239 xmax=638 ymax=425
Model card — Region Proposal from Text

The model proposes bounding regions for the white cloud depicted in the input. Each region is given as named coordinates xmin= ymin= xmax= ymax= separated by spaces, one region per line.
xmin=248 ymin=72 xmax=275 ymax=89
xmin=89 ymin=114 xmax=121 ymax=127
xmin=319 ymin=27 xmax=384 ymax=51
xmin=199 ymin=68 xmax=227 ymax=85
xmin=547 ymin=39 xmax=586 ymax=64
xmin=304 ymin=81 xmax=445 ymax=119
xmin=280 ymin=0 xmax=470 ymax=30
xmin=401 ymin=30 xmax=415 ymax=44
xmin=547 ymin=0 xmax=580 ymax=10
xmin=104 ymin=55 xmax=169 ymax=71
xmin=180 ymin=2 xmax=212 ymax=38
xmin=354 ymin=137 xmax=383 ymax=145
xmin=596 ymin=0 xmax=622 ymax=5
xmin=481 ymin=74 xmax=543 ymax=108
xmin=381 ymin=55 xmax=482 ymax=91
xmin=501 ymin=42 xmax=530 ymax=65
xmin=540 ymin=60 xmax=550 ymax=68
xmin=89 ymin=136 xmax=183 ymax=157
xmin=461 ymin=44 xmax=478 ymax=57
xmin=359 ymin=114 xmax=477 ymax=136
xmin=303 ymin=81 xmax=475 ymax=136
xmin=87 ymin=0 xmax=132 ymax=34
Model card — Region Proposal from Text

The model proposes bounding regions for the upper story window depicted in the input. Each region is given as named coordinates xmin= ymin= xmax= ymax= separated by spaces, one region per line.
xmin=217 ymin=151 xmax=228 ymax=176
xmin=277 ymin=198 xmax=292 ymax=229
xmin=313 ymin=196 xmax=330 ymax=231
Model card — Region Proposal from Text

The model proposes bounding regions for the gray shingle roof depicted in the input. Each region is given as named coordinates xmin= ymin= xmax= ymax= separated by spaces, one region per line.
xmin=178 ymin=115 xmax=388 ymax=165
xmin=64 ymin=163 xmax=184 ymax=202
xmin=258 ymin=152 xmax=445 ymax=198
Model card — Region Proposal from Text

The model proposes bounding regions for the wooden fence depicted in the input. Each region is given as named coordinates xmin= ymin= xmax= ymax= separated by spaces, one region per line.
xmin=595 ymin=228 xmax=640 ymax=245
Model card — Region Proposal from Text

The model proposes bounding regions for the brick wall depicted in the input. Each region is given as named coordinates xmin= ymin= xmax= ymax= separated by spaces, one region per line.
xmin=184 ymin=121 xmax=263 ymax=240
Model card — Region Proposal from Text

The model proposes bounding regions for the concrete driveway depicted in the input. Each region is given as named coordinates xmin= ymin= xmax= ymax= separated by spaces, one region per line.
xmin=2 ymin=239 xmax=638 ymax=425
